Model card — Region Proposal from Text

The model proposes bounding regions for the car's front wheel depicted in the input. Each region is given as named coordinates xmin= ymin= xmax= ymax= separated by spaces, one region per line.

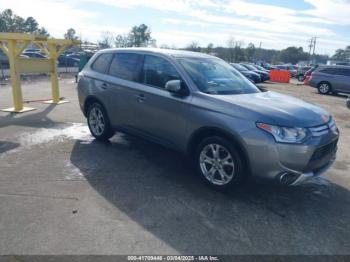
xmin=87 ymin=102 xmax=114 ymax=141
xmin=297 ymin=74 xmax=304 ymax=82
xmin=318 ymin=82 xmax=331 ymax=94
xmin=195 ymin=136 xmax=245 ymax=190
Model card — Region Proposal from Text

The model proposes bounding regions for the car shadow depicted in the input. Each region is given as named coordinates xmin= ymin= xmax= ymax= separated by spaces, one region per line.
xmin=0 ymin=140 xmax=20 ymax=154
xmin=70 ymin=133 xmax=350 ymax=254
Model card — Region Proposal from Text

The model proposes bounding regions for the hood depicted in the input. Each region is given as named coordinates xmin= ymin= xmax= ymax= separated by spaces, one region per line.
xmin=253 ymin=69 xmax=269 ymax=75
xmin=215 ymin=91 xmax=330 ymax=127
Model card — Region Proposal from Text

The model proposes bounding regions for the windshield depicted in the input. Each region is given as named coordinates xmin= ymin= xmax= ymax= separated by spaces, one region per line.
xmin=255 ymin=65 xmax=266 ymax=70
xmin=242 ymin=64 xmax=257 ymax=71
xmin=231 ymin=63 xmax=248 ymax=71
xmin=178 ymin=57 xmax=260 ymax=95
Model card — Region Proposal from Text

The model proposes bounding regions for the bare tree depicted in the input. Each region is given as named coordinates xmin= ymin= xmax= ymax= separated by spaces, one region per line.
xmin=98 ymin=31 xmax=114 ymax=49
xmin=186 ymin=41 xmax=200 ymax=52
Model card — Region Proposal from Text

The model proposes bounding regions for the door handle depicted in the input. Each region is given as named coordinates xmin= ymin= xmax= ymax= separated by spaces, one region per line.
xmin=101 ymin=83 xmax=109 ymax=90
xmin=136 ymin=94 xmax=146 ymax=103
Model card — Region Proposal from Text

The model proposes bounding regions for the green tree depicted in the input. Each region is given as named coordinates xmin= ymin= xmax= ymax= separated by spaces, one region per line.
xmin=128 ymin=24 xmax=154 ymax=47
xmin=332 ymin=49 xmax=346 ymax=60
xmin=279 ymin=46 xmax=309 ymax=64
xmin=64 ymin=28 xmax=79 ymax=40
xmin=331 ymin=46 xmax=350 ymax=61
xmin=23 ymin=17 xmax=38 ymax=33
xmin=245 ymin=43 xmax=256 ymax=61
xmin=206 ymin=43 xmax=214 ymax=54
xmin=0 ymin=9 xmax=49 ymax=35
xmin=37 ymin=27 xmax=50 ymax=36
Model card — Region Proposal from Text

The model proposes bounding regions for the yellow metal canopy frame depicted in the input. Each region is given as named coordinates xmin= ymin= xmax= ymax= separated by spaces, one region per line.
xmin=0 ymin=32 xmax=80 ymax=113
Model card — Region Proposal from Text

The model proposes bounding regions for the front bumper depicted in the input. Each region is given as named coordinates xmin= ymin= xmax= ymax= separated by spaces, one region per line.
xmin=290 ymin=154 xmax=336 ymax=185
xmin=241 ymin=123 xmax=339 ymax=185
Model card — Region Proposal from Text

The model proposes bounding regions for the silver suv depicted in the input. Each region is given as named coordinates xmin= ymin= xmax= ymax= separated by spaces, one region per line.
xmin=309 ymin=65 xmax=350 ymax=95
xmin=77 ymin=48 xmax=339 ymax=189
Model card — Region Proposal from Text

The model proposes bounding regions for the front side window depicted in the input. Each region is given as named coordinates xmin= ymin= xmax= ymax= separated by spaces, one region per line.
xmin=91 ymin=53 xmax=113 ymax=74
xmin=142 ymin=55 xmax=181 ymax=88
xmin=178 ymin=57 xmax=260 ymax=95
xmin=108 ymin=53 xmax=143 ymax=82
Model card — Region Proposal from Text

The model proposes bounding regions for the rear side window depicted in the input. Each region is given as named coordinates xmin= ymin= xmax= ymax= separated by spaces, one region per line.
xmin=91 ymin=53 xmax=113 ymax=74
xmin=142 ymin=55 xmax=181 ymax=89
xmin=319 ymin=68 xmax=336 ymax=75
xmin=108 ymin=53 xmax=143 ymax=82
xmin=338 ymin=68 xmax=350 ymax=76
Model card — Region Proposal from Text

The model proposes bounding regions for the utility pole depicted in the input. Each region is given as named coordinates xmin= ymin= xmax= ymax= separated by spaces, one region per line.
xmin=258 ymin=41 xmax=262 ymax=61
xmin=308 ymin=36 xmax=319 ymax=65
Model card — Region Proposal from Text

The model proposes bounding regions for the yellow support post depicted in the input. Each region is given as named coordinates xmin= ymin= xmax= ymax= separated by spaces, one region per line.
xmin=43 ymin=42 xmax=68 ymax=104
xmin=2 ymin=39 xmax=35 ymax=113
xmin=0 ymin=33 xmax=80 ymax=113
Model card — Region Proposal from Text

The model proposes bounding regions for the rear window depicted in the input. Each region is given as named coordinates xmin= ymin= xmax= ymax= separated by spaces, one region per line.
xmin=91 ymin=53 xmax=113 ymax=74
xmin=108 ymin=53 xmax=143 ymax=82
xmin=319 ymin=67 xmax=345 ymax=75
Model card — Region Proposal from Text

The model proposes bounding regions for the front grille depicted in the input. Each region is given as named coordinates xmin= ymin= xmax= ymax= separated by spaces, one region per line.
xmin=309 ymin=118 xmax=337 ymax=137
xmin=309 ymin=124 xmax=329 ymax=136
xmin=310 ymin=139 xmax=338 ymax=161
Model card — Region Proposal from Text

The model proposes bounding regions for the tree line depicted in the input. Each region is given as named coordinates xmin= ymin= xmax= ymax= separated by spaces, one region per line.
xmin=0 ymin=9 xmax=49 ymax=36
xmin=1 ymin=8 xmax=347 ymax=65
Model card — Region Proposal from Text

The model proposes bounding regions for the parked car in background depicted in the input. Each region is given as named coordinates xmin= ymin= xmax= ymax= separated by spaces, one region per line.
xmin=58 ymin=54 xmax=80 ymax=67
xmin=0 ymin=49 xmax=9 ymax=68
xmin=230 ymin=63 xmax=261 ymax=83
xmin=296 ymin=66 xmax=312 ymax=82
xmin=240 ymin=63 xmax=270 ymax=82
xmin=255 ymin=62 xmax=278 ymax=70
xmin=253 ymin=64 xmax=270 ymax=73
xmin=275 ymin=65 xmax=297 ymax=77
xmin=309 ymin=65 xmax=350 ymax=95
xmin=78 ymin=48 xmax=339 ymax=189
xmin=66 ymin=53 xmax=82 ymax=60
xmin=22 ymin=51 xmax=48 ymax=58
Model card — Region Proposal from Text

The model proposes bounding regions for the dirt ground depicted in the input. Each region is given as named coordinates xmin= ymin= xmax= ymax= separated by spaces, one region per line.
xmin=0 ymin=76 xmax=349 ymax=255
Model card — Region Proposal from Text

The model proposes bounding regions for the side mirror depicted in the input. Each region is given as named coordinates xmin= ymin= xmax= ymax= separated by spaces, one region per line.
xmin=165 ymin=80 xmax=182 ymax=93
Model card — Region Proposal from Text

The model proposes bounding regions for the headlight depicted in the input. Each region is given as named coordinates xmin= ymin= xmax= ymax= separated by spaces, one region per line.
xmin=257 ymin=123 xmax=309 ymax=144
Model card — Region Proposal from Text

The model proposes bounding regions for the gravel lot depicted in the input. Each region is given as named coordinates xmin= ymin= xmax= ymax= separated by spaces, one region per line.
xmin=0 ymin=76 xmax=349 ymax=255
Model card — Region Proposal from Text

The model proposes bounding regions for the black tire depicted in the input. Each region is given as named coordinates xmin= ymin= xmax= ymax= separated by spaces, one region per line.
xmin=297 ymin=74 xmax=304 ymax=82
xmin=195 ymin=136 xmax=245 ymax=190
xmin=87 ymin=102 xmax=114 ymax=141
xmin=317 ymin=82 xmax=331 ymax=94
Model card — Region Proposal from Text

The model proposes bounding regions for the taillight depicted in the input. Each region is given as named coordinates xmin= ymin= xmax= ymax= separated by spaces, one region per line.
xmin=309 ymin=73 xmax=313 ymax=81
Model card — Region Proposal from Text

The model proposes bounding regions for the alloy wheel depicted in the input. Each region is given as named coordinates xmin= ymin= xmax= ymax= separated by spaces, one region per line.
xmin=199 ymin=144 xmax=235 ymax=186
xmin=319 ymin=83 xmax=330 ymax=94
xmin=89 ymin=106 xmax=105 ymax=136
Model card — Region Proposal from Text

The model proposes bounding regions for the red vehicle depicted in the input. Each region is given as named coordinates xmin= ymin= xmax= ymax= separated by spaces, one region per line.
xmin=303 ymin=66 xmax=318 ymax=85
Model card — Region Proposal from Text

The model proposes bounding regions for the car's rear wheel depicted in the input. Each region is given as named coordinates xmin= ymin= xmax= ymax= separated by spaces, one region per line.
xmin=87 ymin=102 xmax=114 ymax=141
xmin=297 ymin=74 xmax=304 ymax=82
xmin=318 ymin=82 xmax=331 ymax=94
xmin=195 ymin=136 xmax=245 ymax=190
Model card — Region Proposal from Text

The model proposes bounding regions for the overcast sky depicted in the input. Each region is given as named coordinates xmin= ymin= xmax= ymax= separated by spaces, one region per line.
xmin=1 ymin=0 xmax=350 ymax=55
